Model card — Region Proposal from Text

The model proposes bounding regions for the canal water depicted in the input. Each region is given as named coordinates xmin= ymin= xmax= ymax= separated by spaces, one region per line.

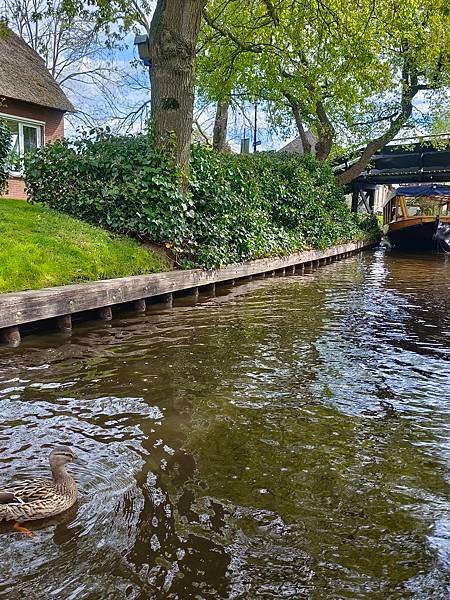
xmin=0 ymin=249 xmax=448 ymax=599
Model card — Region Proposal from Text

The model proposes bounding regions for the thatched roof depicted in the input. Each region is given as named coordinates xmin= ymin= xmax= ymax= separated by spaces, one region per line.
xmin=279 ymin=131 xmax=317 ymax=154
xmin=0 ymin=28 xmax=74 ymax=112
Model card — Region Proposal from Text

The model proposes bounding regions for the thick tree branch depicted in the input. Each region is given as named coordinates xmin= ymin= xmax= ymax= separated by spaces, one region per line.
xmin=336 ymin=68 xmax=423 ymax=186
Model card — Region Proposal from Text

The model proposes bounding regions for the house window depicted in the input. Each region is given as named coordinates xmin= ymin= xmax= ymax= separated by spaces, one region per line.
xmin=3 ymin=118 xmax=43 ymax=173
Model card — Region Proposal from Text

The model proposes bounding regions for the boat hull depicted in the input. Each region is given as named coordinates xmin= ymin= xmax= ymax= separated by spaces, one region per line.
xmin=387 ymin=218 xmax=450 ymax=251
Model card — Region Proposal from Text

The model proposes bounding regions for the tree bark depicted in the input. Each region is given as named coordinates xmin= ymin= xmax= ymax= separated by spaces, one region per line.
xmin=212 ymin=98 xmax=230 ymax=151
xmin=283 ymin=91 xmax=312 ymax=154
xmin=149 ymin=0 xmax=206 ymax=171
xmin=315 ymin=101 xmax=334 ymax=162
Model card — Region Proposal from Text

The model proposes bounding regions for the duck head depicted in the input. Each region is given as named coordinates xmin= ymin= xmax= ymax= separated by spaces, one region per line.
xmin=49 ymin=447 xmax=76 ymax=468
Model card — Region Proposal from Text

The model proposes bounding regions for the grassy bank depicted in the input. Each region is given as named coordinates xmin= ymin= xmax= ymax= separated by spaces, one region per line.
xmin=0 ymin=199 xmax=169 ymax=293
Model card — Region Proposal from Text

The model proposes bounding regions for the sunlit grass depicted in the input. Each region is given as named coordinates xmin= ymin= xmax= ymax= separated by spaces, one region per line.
xmin=0 ymin=199 xmax=169 ymax=293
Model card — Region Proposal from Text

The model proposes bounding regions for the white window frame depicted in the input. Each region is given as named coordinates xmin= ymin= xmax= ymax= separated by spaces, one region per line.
xmin=0 ymin=113 xmax=45 ymax=176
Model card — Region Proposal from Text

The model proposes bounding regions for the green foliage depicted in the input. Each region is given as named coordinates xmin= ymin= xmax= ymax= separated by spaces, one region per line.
xmin=25 ymin=133 xmax=376 ymax=269
xmin=0 ymin=198 xmax=168 ymax=293
xmin=430 ymin=97 xmax=450 ymax=136
xmin=0 ymin=121 xmax=11 ymax=195
xmin=200 ymin=0 xmax=450 ymax=152
xmin=24 ymin=130 xmax=190 ymax=246
xmin=186 ymin=146 xmax=374 ymax=268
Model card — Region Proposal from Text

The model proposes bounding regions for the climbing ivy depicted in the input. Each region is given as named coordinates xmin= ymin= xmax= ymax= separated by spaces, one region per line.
xmin=24 ymin=131 xmax=377 ymax=268
xmin=0 ymin=120 xmax=11 ymax=195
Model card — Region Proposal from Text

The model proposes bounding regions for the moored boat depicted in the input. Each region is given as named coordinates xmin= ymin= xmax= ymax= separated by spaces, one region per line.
xmin=383 ymin=184 xmax=450 ymax=251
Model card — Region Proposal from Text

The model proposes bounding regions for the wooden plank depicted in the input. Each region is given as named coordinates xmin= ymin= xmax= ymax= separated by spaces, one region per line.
xmin=0 ymin=239 xmax=375 ymax=330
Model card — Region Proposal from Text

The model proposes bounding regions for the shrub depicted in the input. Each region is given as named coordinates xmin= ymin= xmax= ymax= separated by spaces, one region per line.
xmin=0 ymin=120 xmax=11 ymax=195
xmin=25 ymin=130 xmax=190 ymax=248
xmin=186 ymin=146 xmax=369 ymax=267
xmin=25 ymin=132 xmax=376 ymax=269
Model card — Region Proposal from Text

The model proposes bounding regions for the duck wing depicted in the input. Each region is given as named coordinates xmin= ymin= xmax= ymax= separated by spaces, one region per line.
xmin=0 ymin=492 xmax=23 ymax=504
xmin=0 ymin=479 xmax=55 ymax=504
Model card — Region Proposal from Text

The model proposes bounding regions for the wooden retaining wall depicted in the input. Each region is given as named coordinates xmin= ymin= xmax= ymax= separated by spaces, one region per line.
xmin=0 ymin=239 xmax=377 ymax=345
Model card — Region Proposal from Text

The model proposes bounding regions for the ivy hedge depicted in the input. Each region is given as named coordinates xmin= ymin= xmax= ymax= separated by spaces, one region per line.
xmin=24 ymin=131 xmax=376 ymax=268
xmin=0 ymin=120 xmax=11 ymax=195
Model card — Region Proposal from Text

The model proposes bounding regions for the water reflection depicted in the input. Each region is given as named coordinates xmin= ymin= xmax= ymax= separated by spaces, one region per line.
xmin=0 ymin=249 xmax=448 ymax=598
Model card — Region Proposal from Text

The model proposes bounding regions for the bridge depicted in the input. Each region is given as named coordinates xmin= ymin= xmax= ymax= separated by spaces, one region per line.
xmin=333 ymin=134 xmax=450 ymax=211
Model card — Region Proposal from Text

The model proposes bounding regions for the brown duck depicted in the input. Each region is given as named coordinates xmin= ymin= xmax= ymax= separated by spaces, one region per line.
xmin=0 ymin=447 xmax=78 ymax=536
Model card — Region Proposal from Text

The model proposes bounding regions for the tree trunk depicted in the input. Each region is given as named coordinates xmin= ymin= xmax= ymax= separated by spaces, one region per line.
xmin=212 ymin=98 xmax=230 ymax=151
xmin=149 ymin=0 xmax=206 ymax=171
xmin=283 ymin=92 xmax=312 ymax=154
xmin=315 ymin=101 xmax=334 ymax=162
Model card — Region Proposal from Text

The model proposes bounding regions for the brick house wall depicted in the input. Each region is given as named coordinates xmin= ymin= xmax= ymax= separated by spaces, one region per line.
xmin=1 ymin=97 xmax=66 ymax=199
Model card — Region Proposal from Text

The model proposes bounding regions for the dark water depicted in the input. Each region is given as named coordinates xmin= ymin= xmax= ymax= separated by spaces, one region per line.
xmin=0 ymin=249 xmax=449 ymax=599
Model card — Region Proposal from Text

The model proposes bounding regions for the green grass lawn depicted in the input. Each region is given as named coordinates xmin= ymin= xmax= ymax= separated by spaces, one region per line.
xmin=0 ymin=199 xmax=169 ymax=293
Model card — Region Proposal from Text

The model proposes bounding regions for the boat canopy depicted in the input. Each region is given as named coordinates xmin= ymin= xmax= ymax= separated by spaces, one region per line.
xmin=395 ymin=184 xmax=450 ymax=198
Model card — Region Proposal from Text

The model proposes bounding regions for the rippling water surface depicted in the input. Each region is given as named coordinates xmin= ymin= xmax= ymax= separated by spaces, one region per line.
xmin=0 ymin=249 xmax=449 ymax=599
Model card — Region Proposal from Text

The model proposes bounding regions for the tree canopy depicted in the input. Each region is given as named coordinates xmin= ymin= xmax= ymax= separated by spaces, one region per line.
xmin=199 ymin=0 xmax=450 ymax=182
xmin=6 ymin=0 xmax=449 ymax=180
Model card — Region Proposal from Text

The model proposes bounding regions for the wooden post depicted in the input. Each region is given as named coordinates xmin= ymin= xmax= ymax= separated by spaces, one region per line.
xmin=202 ymin=283 xmax=216 ymax=296
xmin=0 ymin=325 xmax=20 ymax=346
xmin=57 ymin=314 xmax=72 ymax=333
xmin=299 ymin=264 xmax=305 ymax=274
xmin=98 ymin=306 xmax=113 ymax=321
xmin=162 ymin=293 xmax=173 ymax=307
xmin=289 ymin=265 xmax=296 ymax=274
xmin=186 ymin=287 xmax=199 ymax=298
xmin=351 ymin=184 xmax=359 ymax=213
xmin=134 ymin=298 xmax=146 ymax=313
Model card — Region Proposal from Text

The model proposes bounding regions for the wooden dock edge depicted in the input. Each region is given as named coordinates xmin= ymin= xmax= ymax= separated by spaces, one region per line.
xmin=0 ymin=238 xmax=377 ymax=345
